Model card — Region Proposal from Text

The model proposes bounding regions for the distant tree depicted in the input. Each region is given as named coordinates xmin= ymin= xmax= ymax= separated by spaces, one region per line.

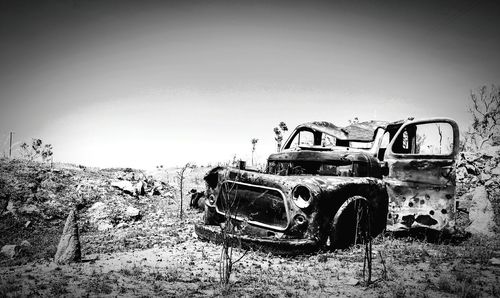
xmin=273 ymin=122 xmax=288 ymax=152
xmin=176 ymin=163 xmax=193 ymax=220
xmin=348 ymin=117 xmax=359 ymax=125
xmin=251 ymin=138 xmax=258 ymax=166
xmin=19 ymin=138 xmax=53 ymax=163
xmin=463 ymin=84 xmax=500 ymax=150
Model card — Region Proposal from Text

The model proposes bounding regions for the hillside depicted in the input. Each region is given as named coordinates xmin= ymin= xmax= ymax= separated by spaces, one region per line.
xmin=1 ymin=157 xmax=500 ymax=297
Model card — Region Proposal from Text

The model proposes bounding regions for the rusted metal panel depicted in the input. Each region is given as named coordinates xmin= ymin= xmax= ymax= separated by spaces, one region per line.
xmin=385 ymin=179 xmax=456 ymax=231
xmin=383 ymin=118 xmax=459 ymax=233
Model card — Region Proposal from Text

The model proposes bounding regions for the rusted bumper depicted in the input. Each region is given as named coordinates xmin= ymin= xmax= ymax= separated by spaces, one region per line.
xmin=194 ymin=223 xmax=319 ymax=255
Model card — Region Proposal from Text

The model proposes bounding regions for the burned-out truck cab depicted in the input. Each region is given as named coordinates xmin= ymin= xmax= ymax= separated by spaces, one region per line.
xmin=195 ymin=118 xmax=459 ymax=253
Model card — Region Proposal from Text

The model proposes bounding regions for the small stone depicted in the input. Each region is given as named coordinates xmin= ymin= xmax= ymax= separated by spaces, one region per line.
xmin=20 ymin=204 xmax=40 ymax=214
xmin=492 ymin=166 xmax=500 ymax=176
xmin=24 ymin=221 xmax=32 ymax=228
xmin=98 ymin=222 xmax=113 ymax=231
xmin=345 ymin=278 xmax=359 ymax=286
xmin=480 ymin=173 xmax=492 ymax=181
xmin=465 ymin=164 xmax=478 ymax=175
xmin=490 ymin=258 xmax=500 ymax=266
xmin=116 ymin=222 xmax=129 ymax=229
xmin=135 ymin=181 xmax=146 ymax=196
xmin=20 ymin=240 xmax=31 ymax=248
xmin=1 ymin=245 xmax=18 ymax=259
xmin=6 ymin=200 xmax=14 ymax=213
xmin=317 ymin=255 xmax=328 ymax=263
xmin=125 ymin=206 xmax=140 ymax=219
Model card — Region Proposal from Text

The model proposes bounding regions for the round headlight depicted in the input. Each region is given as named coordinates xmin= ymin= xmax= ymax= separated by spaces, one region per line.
xmin=292 ymin=185 xmax=312 ymax=209
xmin=207 ymin=194 xmax=216 ymax=207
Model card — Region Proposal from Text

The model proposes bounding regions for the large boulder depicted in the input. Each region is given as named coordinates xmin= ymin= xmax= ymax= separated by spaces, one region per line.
xmin=111 ymin=180 xmax=135 ymax=195
xmin=466 ymin=186 xmax=497 ymax=237
xmin=54 ymin=209 xmax=81 ymax=264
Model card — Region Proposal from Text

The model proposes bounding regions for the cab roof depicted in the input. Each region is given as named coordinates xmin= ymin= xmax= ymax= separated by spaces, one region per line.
xmin=297 ymin=120 xmax=391 ymax=142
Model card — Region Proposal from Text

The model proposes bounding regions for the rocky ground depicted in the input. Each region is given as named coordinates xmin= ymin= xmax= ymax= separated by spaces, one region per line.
xmin=1 ymin=157 xmax=500 ymax=297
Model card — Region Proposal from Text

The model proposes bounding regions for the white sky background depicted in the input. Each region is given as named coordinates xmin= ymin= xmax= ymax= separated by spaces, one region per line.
xmin=0 ymin=0 xmax=499 ymax=169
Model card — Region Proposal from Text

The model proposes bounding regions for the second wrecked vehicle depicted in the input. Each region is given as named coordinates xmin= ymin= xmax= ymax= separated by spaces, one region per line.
xmin=195 ymin=118 xmax=459 ymax=253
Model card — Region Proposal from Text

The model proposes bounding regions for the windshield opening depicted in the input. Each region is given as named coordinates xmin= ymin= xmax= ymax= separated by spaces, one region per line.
xmin=285 ymin=129 xmax=374 ymax=150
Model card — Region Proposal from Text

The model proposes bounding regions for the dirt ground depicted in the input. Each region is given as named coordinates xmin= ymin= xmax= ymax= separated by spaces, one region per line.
xmin=1 ymin=163 xmax=500 ymax=297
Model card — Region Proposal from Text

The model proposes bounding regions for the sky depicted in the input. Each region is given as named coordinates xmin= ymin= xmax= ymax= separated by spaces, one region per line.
xmin=0 ymin=0 xmax=499 ymax=169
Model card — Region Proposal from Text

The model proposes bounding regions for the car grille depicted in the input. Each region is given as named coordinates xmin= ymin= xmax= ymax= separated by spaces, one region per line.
xmin=216 ymin=181 xmax=288 ymax=230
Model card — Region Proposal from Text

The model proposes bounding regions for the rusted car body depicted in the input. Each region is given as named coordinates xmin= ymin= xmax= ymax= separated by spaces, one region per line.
xmin=195 ymin=118 xmax=459 ymax=253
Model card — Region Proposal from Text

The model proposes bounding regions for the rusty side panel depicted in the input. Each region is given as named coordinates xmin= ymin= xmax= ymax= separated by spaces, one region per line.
xmin=386 ymin=159 xmax=456 ymax=185
xmin=385 ymin=159 xmax=456 ymax=232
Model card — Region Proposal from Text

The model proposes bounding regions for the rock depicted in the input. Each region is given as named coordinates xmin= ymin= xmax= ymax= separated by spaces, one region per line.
xmin=20 ymin=240 xmax=31 ymax=248
xmin=465 ymin=164 xmax=478 ymax=175
xmin=152 ymin=187 xmax=162 ymax=196
xmin=97 ymin=222 xmax=113 ymax=231
xmin=466 ymin=186 xmax=497 ymax=237
xmin=6 ymin=200 xmax=15 ymax=213
xmin=490 ymin=258 xmax=500 ymax=266
xmin=480 ymin=145 xmax=500 ymax=158
xmin=54 ymin=209 xmax=81 ymax=264
xmin=116 ymin=222 xmax=129 ymax=229
xmin=0 ymin=193 xmax=10 ymax=214
xmin=24 ymin=221 xmax=31 ymax=228
xmin=1 ymin=245 xmax=18 ymax=258
xmin=345 ymin=277 xmax=359 ymax=286
xmin=485 ymin=180 xmax=495 ymax=187
xmin=480 ymin=173 xmax=492 ymax=182
xmin=456 ymin=167 xmax=468 ymax=181
xmin=19 ymin=204 xmax=40 ymax=215
xmin=492 ymin=166 xmax=500 ymax=176
xmin=18 ymin=240 xmax=32 ymax=256
xmin=111 ymin=180 xmax=135 ymax=195
xmin=125 ymin=206 xmax=140 ymax=219
xmin=135 ymin=181 xmax=146 ymax=196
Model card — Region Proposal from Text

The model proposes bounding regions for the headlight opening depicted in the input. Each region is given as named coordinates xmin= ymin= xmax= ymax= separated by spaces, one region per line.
xmin=292 ymin=185 xmax=312 ymax=209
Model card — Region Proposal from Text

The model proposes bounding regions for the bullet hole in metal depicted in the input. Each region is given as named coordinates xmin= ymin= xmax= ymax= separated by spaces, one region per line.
xmin=402 ymin=215 xmax=415 ymax=227
xmin=441 ymin=209 xmax=447 ymax=214
xmin=429 ymin=210 xmax=434 ymax=215
xmin=388 ymin=213 xmax=392 ymax=219
xmin=415 ymin=215 xmax=438 ymax=226
xmin=446 ymin=194 xmax=453 ymax=200
xmin=408 ymin=202 xmax=414 ymax=207
xmin=420 ymin=200 xmax=425 ymax=205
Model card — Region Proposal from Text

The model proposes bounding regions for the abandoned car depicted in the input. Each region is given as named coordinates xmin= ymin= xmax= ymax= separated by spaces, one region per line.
xmin=195 ymin=118 xmax=459 ymax=253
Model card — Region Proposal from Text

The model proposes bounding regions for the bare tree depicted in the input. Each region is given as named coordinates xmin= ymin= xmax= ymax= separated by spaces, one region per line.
xmin=176 ymin=163 xmax=192 ymax=220
xmin=465 ymin=84 xmax=500 ymax=150
xmin=251 ymin=138 xmax=258 ymax=166
xmin=273 ymin=121 xmax=288 ymax=152
xmin=219 ymin=179 xmax=248 ymax=289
